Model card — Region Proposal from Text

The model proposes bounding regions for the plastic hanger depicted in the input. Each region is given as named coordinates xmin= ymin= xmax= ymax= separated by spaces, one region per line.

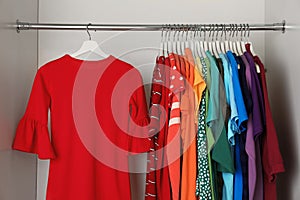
xmin=184 ymin=26 xmax=190 ymax=50
xmin=245 ymin=24 xmax=260 ymax=73
xmin=163 ymin=26 xmax=169 ymax=57
xmin=229 ymin=24 xmax=234 ymax=52
xmin=175 ymin=26 xmax=182 ymax=55
xmin=211 ymin=25 xmax=219 ymax=58
xmin=198 ymin=25 xmax=206 ymax=58
xmin=180 ymin=25 xmax=186 ymax=55
xmin=203 ymin=25 xmax=209 ymax=55
xmin=189 ymin=27 xmax=196 ymax=58
xmin=167 ymin=25 xmax=173 ymax=55
xmin=219 ymin=24 xmax=226 ymax=54
xmin=215 ymin=24 xmax=223 ymax=56
xmin=224 ymin=24 xmax=230 ymax=52
xmin=171 ymin=26 xmax=177 ymax=54
xmin=159 ymin=26 xmax=164 ymax=56
xmin=194 ymin=26 xmax=201 ymax=58
xmin=200 ymin=26 xmax=207 ymax=58
xmin=194 ymin=26 xmax=203 ymax=75
xmin=240 ymin=24 xmax=247 ymax=53
xmin=208 ymin=25 xmax=214 ymax=54
xmin=231 ymin=24 xmax=239 ymax=54
xmin=71 ymin=23 xmax=109 ymax=59
xmin=235 ymin=24 xmax=244 ymax=56
xmin=164 ymin=27 xmax=170 ymax=58
xmin=246 ymin=24 xmax=257 ymax=56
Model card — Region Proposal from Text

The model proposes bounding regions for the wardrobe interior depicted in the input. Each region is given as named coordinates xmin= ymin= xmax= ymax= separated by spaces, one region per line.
xmin=0 ymin=0 xmax=299 ymax=199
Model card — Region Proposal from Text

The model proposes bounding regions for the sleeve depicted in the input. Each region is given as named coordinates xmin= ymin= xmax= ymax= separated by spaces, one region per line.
xmin=12 ymin=69 xmax=56 ymax=159
xmin=128 ymin=72 xmax=151 ymax=153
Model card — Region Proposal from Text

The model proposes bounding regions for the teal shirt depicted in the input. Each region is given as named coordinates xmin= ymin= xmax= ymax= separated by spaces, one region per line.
xmin=206 ymin=51 xmax=235 ymax=200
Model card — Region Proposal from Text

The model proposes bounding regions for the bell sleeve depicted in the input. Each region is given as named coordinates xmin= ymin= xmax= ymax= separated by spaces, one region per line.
xmin=128 ymin=73 xmax=151 ymax=154
xmin=12 ymin=69 xmax=56 ymax=159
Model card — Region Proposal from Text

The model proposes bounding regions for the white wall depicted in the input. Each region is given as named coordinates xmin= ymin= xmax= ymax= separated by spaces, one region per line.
xmin=38 ymin=0 xmax=265 ymax=199
xmin=0 ymin=0 xmax=38 ymax=199
xmin=265 ymin=0 xmax=300 ymax=199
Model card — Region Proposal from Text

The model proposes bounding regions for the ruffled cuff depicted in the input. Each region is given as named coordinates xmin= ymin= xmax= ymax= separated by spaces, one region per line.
xmin=12 ymin=117 xmax=56 ymax=159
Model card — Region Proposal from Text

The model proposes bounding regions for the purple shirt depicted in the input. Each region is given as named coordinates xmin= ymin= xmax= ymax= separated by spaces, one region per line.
xmin=243 ymin=53 xmax=256 ymax=200
xmin=244 ymin=52 xmax=264 ymax=138
xmin=244 ymin=52 xmax=265 ymax=200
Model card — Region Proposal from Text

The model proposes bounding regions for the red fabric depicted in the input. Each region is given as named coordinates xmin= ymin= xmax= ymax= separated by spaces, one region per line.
xmin=167 ymin=53 xmax=183 ymax=200
xmin=160 ymin=56 xmax=172 ymax=200
xmin=255 ymin=57 xmax=285 ymax=200
xmin=145 ymin=57 xmax=161 ymax=200
xmin=157 ymin=56 xmax=172 ymax=200
xmin=12 ymin=55 xmax=150 ymax=200
xmin=145 ymin=56 xmax=172 ymax=200
xmin=245 ymin=44 xmax=285 ymax=200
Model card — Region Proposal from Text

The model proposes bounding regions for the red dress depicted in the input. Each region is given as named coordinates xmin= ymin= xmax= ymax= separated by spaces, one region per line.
xmin=12 ymin=54 xmax=150 ymax=200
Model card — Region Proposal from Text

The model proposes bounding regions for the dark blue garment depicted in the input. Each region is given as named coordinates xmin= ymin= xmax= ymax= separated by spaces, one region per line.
xmin=236 ymin=54 xmax=253 ymax=115
xmin=234 ymin=134 xmax=243 ymax=200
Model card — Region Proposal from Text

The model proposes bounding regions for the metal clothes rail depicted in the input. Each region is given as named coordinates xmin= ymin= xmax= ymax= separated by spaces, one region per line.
xmin=14 ymin=20 xmax=287 ymax=33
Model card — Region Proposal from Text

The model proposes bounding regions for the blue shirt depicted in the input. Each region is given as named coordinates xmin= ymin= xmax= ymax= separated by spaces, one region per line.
xmin=234 ymin=135 xmax=243 ymax=200
xmin=226 ymin=51 xmax=248 ymax=132
xmin=220 ymin=53 xmax=239 ymax=145
xmin=206 ymin=51 xmax=221 ymax=139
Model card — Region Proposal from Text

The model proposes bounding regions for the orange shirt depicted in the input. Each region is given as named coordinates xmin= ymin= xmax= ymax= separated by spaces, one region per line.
xmin=180 ymin=48 xmax=197 ymax=200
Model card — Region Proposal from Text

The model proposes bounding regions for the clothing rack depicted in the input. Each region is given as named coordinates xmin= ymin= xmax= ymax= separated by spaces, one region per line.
xmin=14 ymin=20 xmax=287 ymax=33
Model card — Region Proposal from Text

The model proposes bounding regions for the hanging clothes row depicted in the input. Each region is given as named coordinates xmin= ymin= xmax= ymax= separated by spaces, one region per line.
xmin=145 ymin=25 xmax=285 ymax=200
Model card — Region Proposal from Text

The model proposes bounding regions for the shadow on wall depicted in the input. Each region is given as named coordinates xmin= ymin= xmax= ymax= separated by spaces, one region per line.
xmin=266 ymin=52 xmax=298 ymax=200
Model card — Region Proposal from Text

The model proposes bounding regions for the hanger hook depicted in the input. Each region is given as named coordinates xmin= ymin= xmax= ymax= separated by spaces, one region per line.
xmin=216 ymin=24 xmax=219 ymax=41
xmin=173 ymin=24 xmax=177 ymax=40
xmin=161 ymin=25 xmax=164 ymax=40
xmin=175 ymin=25 xmax=178 ymax=41
xmin=231 ymin=24 xmax=235 ymax=38
xmin=244 ymin=24 xmax=247 ymax=38
xmin=166 ymin=24 xmax=170 ymax=41
xmin=230 ymin=24 xmax=233 ymax=38
xmin=185 ymin=25 xmax=188 ymax=41
xmin=234 ymin=24 xmax=237 ymax=38
xmin=240 ymin=24 xmax=243 ymax=40
xmin=180 ymin=24 xmax=183 ymax=41
xmin=204 ymin=24 xmax=207 ymax=41
xmin=234 ymin=24 xmax=237 ymax=37
xmin=198 ymin=25 xmax=201 ymax=39
xmin=222 ymin=24 xmax=226 ymax=40
xmin=193 ymin=25 xmax=197 ymax=38
xmin=247 ymin=24 xmax=250 ymax=38
xmin=215 ymin=24 xmax=218 ymax=40
xmin=213 ymin=24 xmax=216 ymax=41
xmin=164 ymin=25 xmax=168 ymax=41
xmin=178 ymin=24 xmax=181 ymax=41
xmin=220 ymin=24 xmax=223 ymax=38
xmin=86 ymin=23 xmax=92 ymax=40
